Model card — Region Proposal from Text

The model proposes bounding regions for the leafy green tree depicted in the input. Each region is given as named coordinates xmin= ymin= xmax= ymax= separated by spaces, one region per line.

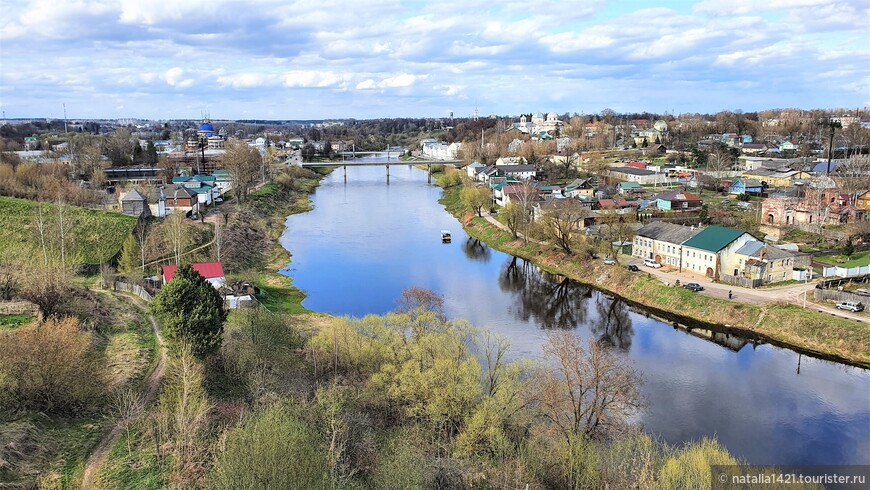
xmin=117 ymin=234 xmax=139 ymax=275
xmin=460 ymin=185 xmax=491 ymax=217
xmin=144 ymin=140 xmax=159 ymax=166
xmin=151 ymin=264 xmax=227 ymax=357
xmin=844 ymin=236 xmax=854 ymax=258
xmin=132 ymin=142 xmax=144 ymax=165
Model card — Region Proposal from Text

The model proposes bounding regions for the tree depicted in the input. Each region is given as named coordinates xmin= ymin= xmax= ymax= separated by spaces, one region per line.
xmin=538 ymin=199 xmax=589 ymax=255
xmin=843 ymin=236 xmax=854 ymax=259
xmin=460 ymin=185 xmax=491 ymax=217
xmin=105 ymin=128 xmax=134 ymax=167
xmin=19 ymin=266 xmax=73 ymax=318
xmin=162 ymin=210 xmax=188 ymax=265
xmin=118 ymin=234 xmax=139 ymax=275
xmin=706 ymin=148 xmax=733 ymax=193
xmin=144 ymin=140 xmax=159 ymax=166
xmin=597 ymin=207 xmax=636 ymax=262
xmin=151 ymin=264 xmax=227 ymax=357
xmin=501 ymin=201 xmax=525 ymax=239
xmin=533 ymin=332 xmax=643 ymax=440
xmin=222 ymin=139 xmax=261 ymax=204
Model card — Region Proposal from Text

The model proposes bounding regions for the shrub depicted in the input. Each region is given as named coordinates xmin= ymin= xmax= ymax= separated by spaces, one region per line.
xmin=0 ymin=316 xmax=106 ymax=413
xmin=209 ymin=404 xmax=328 ymax=489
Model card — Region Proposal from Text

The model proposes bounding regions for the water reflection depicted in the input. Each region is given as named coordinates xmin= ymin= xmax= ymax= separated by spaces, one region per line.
xmin=592 ymin=296 xmax=634 ymax=351
xmin=461 ymin=237 xmax=491 ymax=263
xmin=499 ymin=257 xmax=595 ymax=330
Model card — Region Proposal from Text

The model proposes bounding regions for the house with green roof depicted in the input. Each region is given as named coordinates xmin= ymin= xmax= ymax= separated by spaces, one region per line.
xmin=680 ymin=225 xmax=755 ymax=279
xmin=617 ymin=181 xmax=642 ymax=195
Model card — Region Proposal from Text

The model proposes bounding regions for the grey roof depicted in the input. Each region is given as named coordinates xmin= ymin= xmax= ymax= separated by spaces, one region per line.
xmin=735 ymin=241 xmax=765 ymax=256
xmin=499 ymin=165 xmax=536 ymax=172
xmin=160 ymin=184 xmax=197 ymax=198
xmin=736 ymin=240 xmax=795 ymax=260
xmin=610 ymin=166 xmax=656 ymax=176
xmin=736 ymin=179 xmax=763 ymax=187
xmin=635 ymin=222 xmax=702 ymax=244
xmin=120 ymin=189 xmax=147 ymax=202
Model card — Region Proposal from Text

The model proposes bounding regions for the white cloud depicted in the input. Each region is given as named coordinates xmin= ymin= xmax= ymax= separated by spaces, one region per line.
xmin=376 ymin=73 xmax=421 ymax=88
xmin=283 ymin=70 xmax=347 ymax=88
xmin=356 ymin=79 xmax=376 ymax=90
xmin=164 ymin=67 xmax=194 ymax=88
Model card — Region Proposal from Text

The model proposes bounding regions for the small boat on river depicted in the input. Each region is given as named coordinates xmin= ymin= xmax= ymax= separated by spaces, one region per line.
xmin=441 ymin=230 xmax=452 ymax=243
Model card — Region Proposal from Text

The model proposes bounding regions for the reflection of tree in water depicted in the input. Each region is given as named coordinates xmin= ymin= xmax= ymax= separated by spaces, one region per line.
xmin=591 ymin=296 xmax=634 ymax=351
xmin=461 ymin=237 xmax=491 ymax=263
xmin=499 ymin=256 xmax=593 ymax=329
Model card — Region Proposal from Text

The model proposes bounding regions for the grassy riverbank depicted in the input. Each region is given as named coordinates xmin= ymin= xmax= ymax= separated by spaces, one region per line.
xmin=439 ymin=184 xmax=870 ymax=368
xmin=245 ymin=167 xmax=330 ymax=314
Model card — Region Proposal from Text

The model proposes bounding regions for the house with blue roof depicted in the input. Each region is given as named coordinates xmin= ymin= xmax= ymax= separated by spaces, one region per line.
xmin=679 ymin=226 xmax=755 ymax=279
xmin=729 ymin=179 xmax=763 ymax=195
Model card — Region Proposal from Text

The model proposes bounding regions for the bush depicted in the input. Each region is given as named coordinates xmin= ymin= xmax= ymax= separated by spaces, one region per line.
xmin=209 ymin=404 xmax=328 ymax=489
xmin=0 ymin=317 xmax=106 ymax=413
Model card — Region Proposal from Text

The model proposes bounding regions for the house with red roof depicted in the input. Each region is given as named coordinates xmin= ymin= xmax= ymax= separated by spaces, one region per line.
xmin=162 ymin=262 xmax=226 ymax=289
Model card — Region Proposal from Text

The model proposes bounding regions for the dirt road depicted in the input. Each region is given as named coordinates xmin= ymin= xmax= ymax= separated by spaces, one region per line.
xmin=81 ymin=296 xmax=166 ymax=489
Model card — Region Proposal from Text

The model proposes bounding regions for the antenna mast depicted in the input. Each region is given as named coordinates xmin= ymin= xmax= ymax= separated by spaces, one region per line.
xmin=63 ymin=103 xmax=68 ymax=133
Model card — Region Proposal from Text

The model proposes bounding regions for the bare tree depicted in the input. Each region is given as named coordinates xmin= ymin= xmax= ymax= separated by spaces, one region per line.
xmin=135 ymin=218 xmax=148 ymax=269
xmin=510 ymin=182 xmax=540 ymax=244
xmin=213 ymin=221 xmax=224 ymax=262
xmin=597 ymin=207 xmax=636 ymax=262
xmin=534 ymin=332 xmax=644 ymax=441
xmin=222 ymin=140 xmax=262 ymax=204
xmin=162 ymin=211 xmax=188 ymax=265
xmin=706 ymin=148 xmax=734 ymax=193
xmin=538 ymin=199 xmax=590 ymax=255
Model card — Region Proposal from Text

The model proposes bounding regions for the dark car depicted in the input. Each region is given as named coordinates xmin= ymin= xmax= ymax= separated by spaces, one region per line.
xmin=627 ymin=264 xmax=640 ymax=272
xmin=683 ymin=283 xmax=704 ymax=292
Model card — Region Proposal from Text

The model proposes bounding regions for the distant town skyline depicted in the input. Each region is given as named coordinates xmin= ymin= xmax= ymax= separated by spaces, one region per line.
xmin=1 ymin=0 xmax=868 ymax=120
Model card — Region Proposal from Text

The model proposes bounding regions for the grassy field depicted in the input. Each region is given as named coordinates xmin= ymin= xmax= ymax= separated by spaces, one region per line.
xmin=814 ymin=250 xmax=870 ymax=268
xmin=0 ymin=292 xmax=157 ymax=488
xmin=0 ymin=196 xmax=136 ymax=265
xmin=0 ymin=314 xmax=32 ymax=329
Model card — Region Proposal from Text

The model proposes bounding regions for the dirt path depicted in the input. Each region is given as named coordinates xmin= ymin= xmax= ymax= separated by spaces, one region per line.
xmin=81 ymin=295 xmax=166 ymax=489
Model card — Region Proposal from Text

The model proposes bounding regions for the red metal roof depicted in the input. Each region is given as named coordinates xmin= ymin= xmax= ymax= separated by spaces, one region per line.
xmin=162 ymin=262 xmax=225 ymax=283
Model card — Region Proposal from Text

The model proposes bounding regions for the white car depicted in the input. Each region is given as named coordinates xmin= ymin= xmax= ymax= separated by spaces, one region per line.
xmin=643 ymin=259 xmax=662 ymax=268
xmin=603 ymin=257 xmax=616 ymax=265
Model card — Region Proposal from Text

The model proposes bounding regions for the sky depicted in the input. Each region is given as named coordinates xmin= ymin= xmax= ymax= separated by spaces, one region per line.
xmin=0 ymin=0 xmax=868 ymax=120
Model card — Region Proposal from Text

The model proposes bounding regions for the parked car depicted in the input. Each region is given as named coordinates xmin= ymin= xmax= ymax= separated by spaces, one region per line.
xmin=627 ymin=265 xmax=640 ymax=272
xmin=643 ymin=259 xmax=662 ymax=268
xmin=603 ymin=257 xmax=616 ymax=265
xmin=836 ymin=301 xmax=864 ymax=312
xmin=683 ymin=283 xmax=704 ymax=292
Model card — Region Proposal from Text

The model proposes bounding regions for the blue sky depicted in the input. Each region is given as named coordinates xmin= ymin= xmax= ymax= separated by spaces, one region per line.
xmin=1 ymin=0 xmax=868 ymax=120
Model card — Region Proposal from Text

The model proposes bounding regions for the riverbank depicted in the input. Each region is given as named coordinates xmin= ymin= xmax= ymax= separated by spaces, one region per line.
xmin=246 ymin=167 xmax=330 ymax=314
xmin=438 ymin=183 xmax=870 ymax=368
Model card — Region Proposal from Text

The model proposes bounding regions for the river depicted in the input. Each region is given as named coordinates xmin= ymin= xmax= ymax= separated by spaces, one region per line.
xmin=280 ymin=158 xmax=870 ymax=466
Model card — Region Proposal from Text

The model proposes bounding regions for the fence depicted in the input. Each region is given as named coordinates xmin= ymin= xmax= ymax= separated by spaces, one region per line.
xmin=113 ymin=281 xmax=153 ymax=302
xmin=0 ymin=300 xmax=41 ymax=318
xmin=814 ymin=288 xmax=869 ymax=304
xmin=719 ymin=273 xmax=762 ymax=289
xmin=822 ymin=265 xmax=870 ymax=278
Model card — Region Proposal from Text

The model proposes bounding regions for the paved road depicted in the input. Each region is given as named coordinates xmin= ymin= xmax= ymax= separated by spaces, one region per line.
xmin=623 ymin=258 xmax=869 ymax=324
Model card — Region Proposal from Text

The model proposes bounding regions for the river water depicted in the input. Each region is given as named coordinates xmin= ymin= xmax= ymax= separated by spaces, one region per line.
xmin=280 ymin=159 xmax=870 ymax=466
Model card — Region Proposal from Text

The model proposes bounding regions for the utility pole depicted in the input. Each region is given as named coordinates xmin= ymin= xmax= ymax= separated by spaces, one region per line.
xmin=825 ymin=118 xmax=841 ymax=175
xmin=63 ymin=103 xmax=68 ymax=133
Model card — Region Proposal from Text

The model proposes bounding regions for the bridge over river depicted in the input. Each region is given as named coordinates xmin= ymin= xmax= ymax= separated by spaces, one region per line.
xmin=299 ymin=157 xmax=461 ymax=183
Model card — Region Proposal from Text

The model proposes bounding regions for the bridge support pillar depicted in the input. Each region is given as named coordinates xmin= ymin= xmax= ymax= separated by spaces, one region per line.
xmin=427 ymin=164 xmax=431 ymax=183
xmin=343 ymin=165 xmax=347 ymax=183
xmin=386 ymin=164 xmax=390 ymax=185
